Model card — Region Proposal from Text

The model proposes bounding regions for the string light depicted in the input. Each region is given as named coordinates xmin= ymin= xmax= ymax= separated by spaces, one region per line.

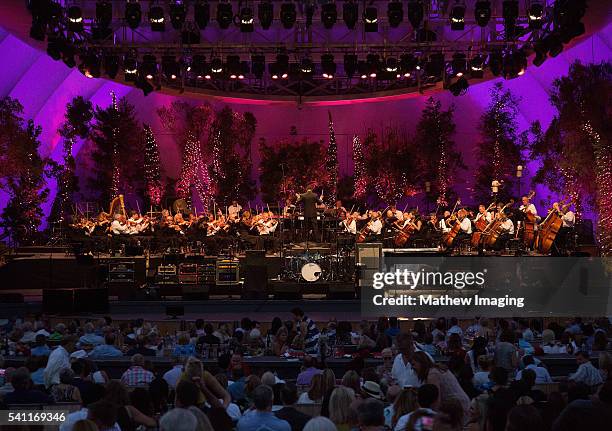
xmin=177 ymin=130 xmax=212 ymax=210
xmin=324 ymin=111 xmax=338 ymax=205
xmin=143 ymin=124 xmax=162 ymax=205
xmin=110 ymin=91 xmax=120 ymax=198
xmin=352 ymin=135 xmax=367 ymax=198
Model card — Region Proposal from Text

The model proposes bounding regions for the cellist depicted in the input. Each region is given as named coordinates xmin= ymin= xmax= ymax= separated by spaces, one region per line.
xmin=475 ymin=204 xmax=493 ymax=224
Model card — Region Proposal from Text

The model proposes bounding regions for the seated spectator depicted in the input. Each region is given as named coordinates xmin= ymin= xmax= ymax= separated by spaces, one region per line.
xmin=361 ymin=380 xmax=384 ymax=400
xmin=3 ymin=367 xmax=52 ymax=405
xmin=87 ymin=400 xmax=120 ymax=431
xmin=51 ymin=368 xmax=82 ymax=403
xmin=160 ymin=408 xmax=198 ymax=431
xmin=79 ymin=323 xmax=105 ymax=347
xmin=275 ymin=383 xmax=312 ymax=431
xmin=516 ymin=355 xmax=553 ymax=384
xmin=392 ymin=333 xmax=420 ymax=388
xmin=447 ymin=318 xmax=464 ymax=340
xmin=272 ymin=326 xmax=290 ymax=356
xmin=298 ymin=373 xmax=324 ymax=404
xmin=389 ymin=387 xmax=417 ymax=430
xmin=327 ymin=386 xmax=355 ymax=431
xmin=383 ymin=385 xmax=401 ymax=427
xmin=149 ymin=376 xmax=170 ymax=415
xmin=465 ymin=337 xmax=488 ymax=374
xmin=303 ymin=416 xmax=338 ymax=431
xmin=59 ymin=383 xmax=106 ymax=431
xmin=357 ymin=398 xmax=386 ymax=431
xmin=45 ymin=335 xmax=77 ymax=388
xmin=519 ymin=320 xmax=535 ymax=343
xmin=445 ymin=333 xmax=466 ymax=360
xmin=31 ymin=334 xmax=51 ymax=356
xmin=125 ymin=335 xmax=156 ymax=357
xmin=89 ymin=334 xmax=122 ymax=359
xmin=296 ymin=355 xmax=321 ymax=386
xmin=552 ymin=380 xmax=612 ymax=431
xmin=197 ymin=323 xmax=221 ymax=346
xmin=569 ymin=351 xmax=603 ymax=388
xmin=340 ymin=370 xmax=361 ymax=395
xmin=104 ymin=380 xmax=157 ymax=430
xmin=163 ymin=356 xmax=184 ymax=389
xmin=26 ymin=355 xmax=47 ymax=386
xmin=434 ymin=399 xmax=464 ymax=431
xmin=236 ymin=385 xmax=291 ymax=431
xmin=0 ymin=367 xmax=15 ymax=396
xmin=472 ymin=356 xmax=492 ymax=391
xmin=121 ymin=354 xmax=154 ymax=386
xmin=420 ymin=333 xmax=439 ymax=357
xmin=174 ymin=332 xmax=196 ymax=357
xmin=174 ymin=380 xmax=214 ymax=431
xmin=180 ymin=356 xmax=231 ymax=408
xmin=592 ymin=331 xmax=611 ymax=351
xmin=394 ymin=384 xmax=439 ymax=431
xmin=510 ymin=369 xmax=546 ymax=403
xmin=494 ymin=330 xmax=518 ymax=376
xmin=505 ymin=403 xmax=544 ymax=431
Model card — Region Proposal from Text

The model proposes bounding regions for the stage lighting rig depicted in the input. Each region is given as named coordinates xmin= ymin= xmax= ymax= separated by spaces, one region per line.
xmin=240 ymin=7 xmax=254 ymax=32
xmin=227 ymin=55 xmax=242 ymax=79
xmin=425 ymin=53 xmax=444 ymax=79
xmin=451 ymin=53 xmax=467 ymax=77
xmin=343 ymin=1 xmax=358 ymax=29
xmin=258 ymin=1 xmax=274 ymax=30
xmin=502 ymin=0 xmax=519 ymax=39
xmin=217 ymin=2 xmax=233 ymax=30
xmin=149 ymin=4 xmax=165 ymax=32
xmin=141 ymin=54 xmax=158 ymax=80
xmin=280 ymin=3 xmax=297 ymax=29
xmin=300 ymin=57 xmax=314 ymax=76
xmin=170 ymin=1 xmax=187 ymax=30
xmin=321 ymin=54 xmax=336 ymax=79
xmin=502 ymin=49 xmax=527 ymax=79
xmin=271 ymin=54 xmax=289 ymax=79
xmin=363 ymin=7 xmax=378 ymax=32
xmin=321 ymin=3 xmax=338 ymax=29
xmin=470 ymin=54 xmax=484 ymax=78
xmin=366 ymin=54 xmax=380 ymax=78
xmin=211 ymin=57 xmax=224 ymax=74
xmin=194 ymin=1 xmax=210 ymax=29
xmin=79 ymin=51 xmax=101 ymax=79
xmin=344 ymin=54 xmax=358 ymax=77
xmin=125 ymin=1 xmax=142 ymax=30
xmin=450 ymin=1 xmax=466 ymax=31
xmin=474 ymin=1 xmax=491 ymax=27
xmin=251 ymin=55 xmax=266 ymax=79
xmin=190 ymin=55 xmax=209 ymax=79
xmin=528 ymin=2 xmax=544 ymax=29
xmin=407 ymin=0 xmax=423 ymax=29
xmin=400 ymin=53 xmax=417 ymax=77
xmin=162 ymin=56 xmax=181 ymax=80
xmin=124 ymin=56 xmax=138 ymax=81
xmin=388 ymin=1 xmax=403 ymax=29
xmin=67 ymin=6 xmax=83 ymax=32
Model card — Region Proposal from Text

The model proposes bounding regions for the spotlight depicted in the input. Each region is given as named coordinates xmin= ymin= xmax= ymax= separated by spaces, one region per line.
xmin=321 ymin=54 xmax=336 ymax=79
xmin=388 ymin=1 xmax=403 ymax=28
xmin=321 ymin=3 xmax=337 ymax=29
xmin=343 ymin=1 xmax=358 ymax=30
xmin=67 ymin=6 xmax=84 ymax=32
xmin=162 ymin=56 xmax=180 ymax=80
xmin=450 ymin=2 xmax=466 ymax=31
xmin=103 ymin=54 xmax=119 ymax=78
xmin=502 ymin=49 xmax=527 ymax=79
xmin=300 ymin=57 xmax=314 ymax=76
xmin=528 ymin=2 xmax=544 ymax=29
xmin=240 ymin=7 xmax=254 ymax=32
xmin=149 ymin=4 xmax=165 ymax=32
xmin=449 ymin=76 xmax=469 ymax=96
xmin=451 ymin=52 xmax=467 ymax=77
xmin=217 ymin=2 xmax=233 ymax=29
xmin=358 ymin=61 xmax=368 ymax=79
xmin=407 ymin=0 xmax=423 ymax=29
xmin=191 ymin=55 xmax=208 ymax=79
xmin=125 ymin=1 xmax=142 ymax=30
xmin=79 ymin=52 xmax=101 ymax=79
xmin=210 ymin=57 xmax=223 ymax=74
xmin=474 ymin=1 xmax=491 ymax=27
xmin=251 ymin=55 xmax=265 ymax=79
xmin=363 ymin=7 xmax=378 ymax=32
xmin=96 ymin=2 xmax=113 ymax=30
xmin=170 ymin=1 xmax=187 ymax=30
xmin=194 ymin=1 xmax=210 ymax=29
xmin=502 ymin=0 xmax=519 ymax=39
xmin=227 ymin=55 xmax=241 ymax=79
xmin=258 ymin=1 xmax=273 ymax=30
xmin=124 ymin=56 xmax=138 ymax=81
xmin=280 ymin=3 xmax=297 ymax=29
xmin=385 ymin=57 xmax=398 ymax=73
xmin=344 ymin=54 xmax=358 ymax=77
xmin=141 ymin=54 xmax=158 ymax=80
xmin=400 ymin=53 xmax=417 ymax=77
xmin=271 ymin=54 xmax=289 ymax=79
xmin=470 ymin=54 xmax=484 ymax=78
xmin=366 ymin=54 xmax=380 ymax=77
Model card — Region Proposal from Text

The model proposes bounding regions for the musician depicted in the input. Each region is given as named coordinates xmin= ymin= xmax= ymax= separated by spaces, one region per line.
xmin=475 ymin=204 xmax=493 ymax=224
xmin=495 ymin=213 xmax=515 ymax=251
xmin=111 ymin=214 xmax=129 ymax=235
xmin=363 ymin=211 xmax=383 ymax=242
xmin=282 ymin=198 xmax=296 ymax=217
xmin=296 ymin=187 xmax=323 ymax=239
xmin=340 ymin=211 xmax=357 ymax=235
xmin=438 ymin=211 xmax=452 ymax=233
xmin=228 ymin=200 xmax=242 ymax=218
xmin=520 ymin=195 xmax=539 ymax=220
xmin=331 ymin=200 xmax=347 ymax=218
xmin=127 ymin=210 xmax=146 ymax=235
xmin=390 ymin=204 xmax=403 ymax=221
xmin=552 ymin=202 xmax=575 ymax=251
xmin=458 ymin=209 xmax=472 ymax=236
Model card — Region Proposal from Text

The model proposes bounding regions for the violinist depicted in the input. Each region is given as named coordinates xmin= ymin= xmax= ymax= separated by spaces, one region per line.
xmin=439 ymin=211 xmax=452 ymax=233
xmin=111 ymin=214 xmax=129 ymax=235
xmin=228 ymin=200 xmax=242 ymax=218
xmin=282 ymin=198 xmax=296 ymax=218
xmin=330 ymin=200 xmax=347 ymax=218
xmin=340 ymin=211 xmax=357 ymax=235
xmin=367 ymin=211 xmax=383 ymax=238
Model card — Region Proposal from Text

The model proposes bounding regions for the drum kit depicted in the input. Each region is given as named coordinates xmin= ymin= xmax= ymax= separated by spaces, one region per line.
xmin=281 ymin=251 xmax=353 ymax=283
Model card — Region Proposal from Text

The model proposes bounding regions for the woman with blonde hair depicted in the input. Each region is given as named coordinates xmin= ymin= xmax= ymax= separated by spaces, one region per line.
xmin=329 ymin=386 xmax=356 ymax=431
xmin=298 ymin=373 xmax=325 ymax=403
xmin=272 ymin=326 xmax=290 ymax=356
xmin=340 ymin=370 xmax=361 ymax=395
xmin=179 ymin=357 xmax=231 ymax=407
xmin=322 ymin=368 xmax=336 ymax=393
xmin=391 ymin=387 xmax=418 ymax=430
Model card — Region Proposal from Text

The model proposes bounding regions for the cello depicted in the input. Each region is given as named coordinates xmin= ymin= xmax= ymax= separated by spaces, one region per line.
xmin=471 ymin=202 xmax=496 ymax=248
xmin=535 ymin=200 xmax=569 ymax=254
xmin=482 ymin=200 xmax=514 ymax=248
xmin=521 ymin=190 xmax=537 ymax=248
xmin=442 ymin=200 xmax=462 ymax=248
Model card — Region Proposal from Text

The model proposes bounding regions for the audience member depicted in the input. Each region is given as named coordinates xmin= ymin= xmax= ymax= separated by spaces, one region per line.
xmin=357 ymin=398 xmax=386 ymax=431
xmin=3 ymin=367 xmax=52 ymax=404
xmin=296 ymin=355 xmax=322 ymax=386
xmin=392 ymin=333 xmax=419 ymax=388
xmin=516 ymin=355 xmax=553 ymax=384
xmin=120 ymin=354 xmax=155 ymax=386
xmin=275 ymin=383 xmax=312 ymax=431
xmin=87 ymin=400 xmax=120 ymax=431
xmin=163 ymin=356 xmax=184 ymax=389
xmin=89 ymin=334 xmax=122 ymax=359
xmin=44 ymin=335 xmax=76 ymax=388
xmin=160 ymin=408 xmax=198 ymax=431
xmin=236 ymin=385 xmax=291 ymax=431
xmin=174 ymin=380 xmax=214 ymax=431
xmin=303 ymin=416 xmax=338 ymax=431
xmin=50 ymin=367 xmax=82 ymax=403
xmin=568 ymin=351 xmax=604 ymax=387
xmin=298 ymin=372 xmax=325 ymax=403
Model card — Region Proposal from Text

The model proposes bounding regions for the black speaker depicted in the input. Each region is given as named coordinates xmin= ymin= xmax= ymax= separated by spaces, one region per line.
xmin=74 ymin=288 xmax=109 ymax=313
xmin=43 ymin=289 xmax=74 ymax=314
xmin=245 ymin=249 xmax=267 ymax=265
xmin=242 ymin=265 xmax=268 ymax=299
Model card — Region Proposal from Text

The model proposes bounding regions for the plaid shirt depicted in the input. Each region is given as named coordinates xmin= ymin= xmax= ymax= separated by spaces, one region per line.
xmin=121 ymin=366 xmax=154 ymax=386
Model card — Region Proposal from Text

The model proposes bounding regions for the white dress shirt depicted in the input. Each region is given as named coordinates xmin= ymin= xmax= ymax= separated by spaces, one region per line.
xmin=516 ymin=363 xmax=553 ymax=384
xmin=44 ymin=345 xmax=71 ymax=388
xmin=459 ymin=218 xmax=472 ymax=234
xmin=501 ymin=219 xmax=514 ymax=235
xmin=163 ymin=364 xmax=183 ymax=388
xmin=110 ymin=219 xmax=128 ymax=235
xmin=562 ymin=211 xmax=575 ymax=227
xmin=520 ymin=203 xmax=538 ymax=217
xmin=228 ymin=204 xmax=242 ymax=217
xmin=341 ymin=219 xmax=357 ymax=235
xmin=438 ymin=219 xmax=451 ymax=233
xmin=370 ymin=219 xmax=383 ymax=235
xmin=391 ymin=353 xmax=419 ymax=388
xmin=475 ymin=212 xmax=492 ymax=223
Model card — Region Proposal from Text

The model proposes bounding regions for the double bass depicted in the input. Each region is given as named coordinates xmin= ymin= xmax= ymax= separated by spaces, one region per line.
xmin=535 ymin=200 xmax=569 ymax=254
xmin=521 ymin=191 xmax=537 ymax=247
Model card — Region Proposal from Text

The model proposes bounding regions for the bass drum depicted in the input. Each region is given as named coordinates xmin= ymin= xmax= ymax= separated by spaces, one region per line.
xmin=301 ymin=262 xmax=322 ymax=282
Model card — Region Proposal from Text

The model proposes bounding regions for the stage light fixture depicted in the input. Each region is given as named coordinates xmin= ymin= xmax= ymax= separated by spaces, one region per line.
xmin=449 ymin=76 xmax=469 ymax=96
xmin=502 ymin=49 xmax=527 ymax=79
xmin=502 ymin=0 xmax=519 ymax=39
xmin=270 ymin=54 xmax=289 ymax=79
xmin=363 ymin=7 xmax=378 ymax=32
xmin=407 ymin=0 xmax=423 ymax=29
xmin=103 ymin=54 xmax=119 ymax=78
xmin=125 ymin=1 xmax=142 ymax=29
xmin=135 ymin=75 xmax=154 ymax=95
xmin=258 ymin=1 xmax=273 ymax=30
xmin=450 ymin=2 xmax=466 ymax=31
xmin=149 ymin=4 xmax=165 ymax=31
xmin=344 ymin=54 xmax=358 ymax=78
xmin=79 ymin=52 xmax=101 ymax=79
xmin=451 ymin=52 xmax=467 ymax=77
xmin=385 ymin=57 xmax=398 ymax=74
xmin=343 ymin=1 xmax=358 ymax=30
xmin=67 ymin=6 xmax=84 ymax=32
xmin=387 ymin=1 xmax=403 ymax=28
xmin=474 ymin=1 xmax=491 ymax=27
xmin=321 ymin=54 xmax=336 ymax=79
xmin=280 ymin=3 xmax=297 ymax=29
xmin=124 ymin=56 xmax=138 ymax=81
xmin=194 ymin=1 xmax=210 ymax=29
xmin=470 ymin=54 xmax=484 ymax=78
xmin=96 ymin=2 xmax=112 ymax=29
xmin=240 ymin=7 xmax=254 ymax=32
xmin=321 ymin=3 xmax=338 ymax=29
xmin=366 ymin=54 xmax=380 ymax=78
xmin=553 ymin=0 xmax=586 ymax=43
xmin=528 ymin=2 xmax=544 ymax=29
xmin=141 ymin=54 xmax=158 ymax=80
xmin=400 ymin=53 xmax=417 ymax=77
xmin=211 ymin=57 xmax=223 ymax=74
xmin=162 ymin=56 xmax=180 ymax=80
xmin=300 ymin=57 xmax=314 ymax=75
xmin=217 ymin=2 xmax=233 ymax=29
xmin=251 ymin=55 xmax=266 ymax=79
xmin=227 ymin=55 xmax=241 ymax=79
xmin=170 ymin=1 xmax=187 ymax=30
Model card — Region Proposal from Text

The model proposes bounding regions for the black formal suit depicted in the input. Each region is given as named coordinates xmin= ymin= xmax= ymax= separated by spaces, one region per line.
xmin=297 ymin=190 xmax=322 ymax=239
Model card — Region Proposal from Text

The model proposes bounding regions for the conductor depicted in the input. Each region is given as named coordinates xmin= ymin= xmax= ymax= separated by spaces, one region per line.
xmin=296 ymin=187 xmax=323 ymax=241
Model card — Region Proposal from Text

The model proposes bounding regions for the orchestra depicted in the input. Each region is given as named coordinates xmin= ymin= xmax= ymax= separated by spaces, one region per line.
xmin=67 ymin=192 xmax=578 ymax=256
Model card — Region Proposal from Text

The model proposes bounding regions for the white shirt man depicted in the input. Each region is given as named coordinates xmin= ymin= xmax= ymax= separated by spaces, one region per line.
xmin=44 ymin=344 xmax=71 ymax=388
xmin=369 ymin=218 xmax=383 ymax=235
xmin=110 ymin=216 xmax=128 ymax=235
xmin=520 ymin=201 xmax=538 ymax=218
xmin=391 ymin=353 xmax=420 ymax=388
xmin=569 ymin=353 xmax=603 ymax=387
xmin=500 ymin=218 xmax=514 ymax=235
xmin=163 ymin=363 xmax=184 ymax=389
xmin=340 ymin=218 xmax=357 ymax=235
xmin=562 ymin=211 xmax=576 ymax=227
xmin=228 ymin=202 xmax=242 ymax=218
xmin=459 ymin=217 xmax=472 ymax=234
xmin=516 ymin=363 xmax=553 ymax=384
xmin=475 ymin=209 xmax=492 ymax=224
